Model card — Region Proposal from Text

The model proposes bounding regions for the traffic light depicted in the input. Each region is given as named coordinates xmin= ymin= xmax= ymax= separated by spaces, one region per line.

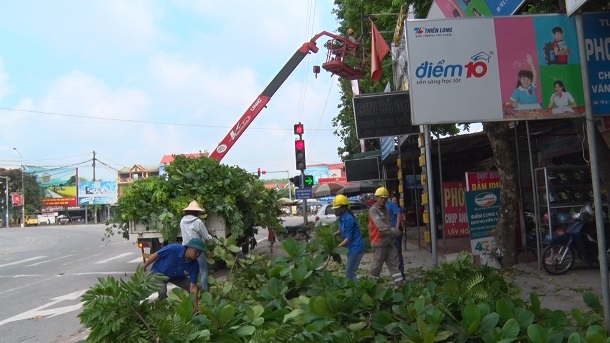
xmin=303 ymin=175 xmax=314 ymax=187
xmin=294 ymin=123 xmax=304 ymax=136
xmin=295 ymin=139 xmax=306 ymax=171
xmin=257 ymin=168 xmax=261 ymax=177
xmin=289 ymin=175 xmax=302 ymax=186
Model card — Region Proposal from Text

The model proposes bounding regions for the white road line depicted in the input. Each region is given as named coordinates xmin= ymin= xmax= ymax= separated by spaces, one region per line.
xmin=63 ymin=252 xmax=103 ymax=266
xmin=94 ymin=252 xmax=134 ymax=264
xmin=27 ymin=254 xmax=73 ymax=267
xmin=128 ymin=257 xmax=143 ymax=263
xmin=0 ymin=256 xmax=46 ymax=268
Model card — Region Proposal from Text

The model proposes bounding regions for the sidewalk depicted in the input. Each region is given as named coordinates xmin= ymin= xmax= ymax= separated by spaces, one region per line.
xmin=262 ymin=234 xmax=607 ymax=313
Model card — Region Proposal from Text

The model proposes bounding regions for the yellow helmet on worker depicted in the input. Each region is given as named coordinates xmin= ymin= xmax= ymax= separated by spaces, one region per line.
xmin=374 ymin=187 xmax=389 ymax=198
xmin=332 ymin=194 xmax=350 ymax=209
xmin=347 ymin=28 xmax=354 ymax=35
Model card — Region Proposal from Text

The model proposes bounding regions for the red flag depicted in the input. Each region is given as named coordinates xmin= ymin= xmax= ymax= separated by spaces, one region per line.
xmin=370 ymin=18 xmax=390 ymax=82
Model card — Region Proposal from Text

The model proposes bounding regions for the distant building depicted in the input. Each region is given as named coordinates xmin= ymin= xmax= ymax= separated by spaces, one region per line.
xmin=117 ymin=164 xmax=160 ymax=198
xmin=117 ymin=151 xmax=209 ymax=198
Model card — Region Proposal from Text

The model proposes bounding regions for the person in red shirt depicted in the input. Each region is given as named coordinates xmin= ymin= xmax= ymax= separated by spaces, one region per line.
xmin=552 ymin=26 xmax=570 ymax=65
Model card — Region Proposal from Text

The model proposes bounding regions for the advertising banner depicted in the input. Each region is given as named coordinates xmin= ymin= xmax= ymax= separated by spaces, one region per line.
xmin=442 ymin=181 xmax=469 ymax=237
xmin=465 ymin=188 xmax=500 ymax=256
xmin=430 ymin=0 xmax=525 ymax=18
xmin=78 ymin=181 xmax=118 ymax=205
xmin=465 ymin=171 xmax=501 ymax=191
xmin=582 ymin=12 xmax=610 ymax=116
xmin=406 ymin=14 xmax=586 ymax=124
xmin=27 ymin=167 xmax=78 ymax=207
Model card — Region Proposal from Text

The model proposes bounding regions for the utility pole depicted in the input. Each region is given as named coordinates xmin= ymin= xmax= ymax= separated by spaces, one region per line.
xmin=0 ymin=176 xmax=8 ymax=228
xmin=91 ymin=150 xmax=97 ymax=223
xmin=13 ymin=148 xmax=24 ymax=228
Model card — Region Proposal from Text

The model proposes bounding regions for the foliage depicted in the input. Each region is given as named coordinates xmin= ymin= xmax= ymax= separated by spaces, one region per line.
xmin=81 ymin=234 xmax=607 ymax=342
xmin=0 ymin=168 xmax=43 ymax=215
xmin=107 ymin=156 xmax=283 ymax=241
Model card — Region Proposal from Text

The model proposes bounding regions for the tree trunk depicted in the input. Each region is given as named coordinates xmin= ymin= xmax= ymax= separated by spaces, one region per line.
xmin=483 ymin=122 xmax=519 ymax=267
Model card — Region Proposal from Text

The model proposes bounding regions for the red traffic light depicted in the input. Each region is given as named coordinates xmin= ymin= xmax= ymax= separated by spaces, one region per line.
xmin=294 ymin=123 xmax=304 ymax=135
xmin=295 ymin=140 xmax=305 ymax=150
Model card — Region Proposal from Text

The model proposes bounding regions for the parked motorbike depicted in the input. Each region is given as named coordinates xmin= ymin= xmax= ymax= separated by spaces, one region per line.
xmin=268 ymin=221 xmax=310 ymax=252
xmin=541 ymin=203 xmax=610 ymax=275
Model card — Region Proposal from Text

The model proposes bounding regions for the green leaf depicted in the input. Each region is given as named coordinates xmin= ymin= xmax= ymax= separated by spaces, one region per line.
xmin=527 ymin=324 xmax=546 ymax=343
xmin=218 ymin=304 xmax=236 ymax=328
xmin=233 ymin=325 xmax=256 ymax=337
xmin=478 ymin=313 xmax=499 ymax=334
xmin=310 ymin=296 xmax=330 ymax=316
xmin=283 ymin=309 xmax=304 ymax=323
xmin=463 ymin=303 xmax=481 ymax=326
xmin=583 ymin=292 xmax=602 ymax=313
xmin=501 ymin=318 xmax=520 ymax=338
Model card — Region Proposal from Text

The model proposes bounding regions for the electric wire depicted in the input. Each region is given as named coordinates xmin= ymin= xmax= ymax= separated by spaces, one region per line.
xmin=0 ymin=106 xmax=331 ymax=132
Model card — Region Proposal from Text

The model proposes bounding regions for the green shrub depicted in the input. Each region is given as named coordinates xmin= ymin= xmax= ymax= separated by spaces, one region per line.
xmin=81 ymin=237 xmax=607 ymax=342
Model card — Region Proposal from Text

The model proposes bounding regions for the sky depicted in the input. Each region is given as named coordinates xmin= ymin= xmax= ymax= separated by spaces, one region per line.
xmin=0 ymin=0 xmax=345 ymax=182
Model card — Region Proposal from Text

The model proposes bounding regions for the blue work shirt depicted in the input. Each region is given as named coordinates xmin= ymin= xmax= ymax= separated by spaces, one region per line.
xmin=338 ymin=211 xmax=365 ymax=255
xmin=151 ymin=244 xmax=199 ymax=284
xmin=386 ymin=201 xmax=402 ymax=227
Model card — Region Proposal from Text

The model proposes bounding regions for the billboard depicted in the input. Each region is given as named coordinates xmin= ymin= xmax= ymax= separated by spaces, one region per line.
xmin=583 ymin=12 xmax=610 ymax=116
xmin=78 ymin=181 xmax=118 ymax=205
xmin=406 ymin=14 xmax=586 ymax=124
xmin=345 ymin=157 xmax=380 ymax=182
xmin=430 ymin=0 xmax=526 ymax=18
xmin=352 ymin=92 xmax=417 ymax=139
xmin=27 ymin=167 xmax=78 ymax=207
xmin=442 ymin=181 xmax=469 ymax=237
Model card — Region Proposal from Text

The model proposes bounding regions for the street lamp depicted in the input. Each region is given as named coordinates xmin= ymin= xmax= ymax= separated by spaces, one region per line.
xmin=0 ymin=176 xmax=8 ymax=228
xmin=13 ymin=148 xmax=24 ymax=228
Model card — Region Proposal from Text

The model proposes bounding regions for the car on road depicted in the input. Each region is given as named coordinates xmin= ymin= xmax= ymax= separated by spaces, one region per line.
xmin=314 ymin=201 xmax=370 ymax=228
xmin=25 ymin=215 xmax=39 ymax=226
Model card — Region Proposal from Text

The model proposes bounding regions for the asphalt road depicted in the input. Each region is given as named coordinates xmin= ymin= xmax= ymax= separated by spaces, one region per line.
xmin=0 ymin=224 xmax=137 ymax=343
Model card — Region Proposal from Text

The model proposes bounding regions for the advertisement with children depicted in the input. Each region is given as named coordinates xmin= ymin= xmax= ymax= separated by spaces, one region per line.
xmin=406 ymin=14 xmax=586 ymax=125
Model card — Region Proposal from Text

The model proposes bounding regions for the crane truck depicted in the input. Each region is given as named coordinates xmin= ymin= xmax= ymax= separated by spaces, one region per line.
xmin=128 ymin=31 xmax=364 ymax=259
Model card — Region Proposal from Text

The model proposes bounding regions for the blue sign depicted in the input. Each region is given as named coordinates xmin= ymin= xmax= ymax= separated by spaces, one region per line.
xmin=304 ymin=166 xmax=330 ymax=185
xmin=295 ymin=188 xmax=313 ymax=200
xmin=78 ymin=181 xmax=118 ymax=205
xmin=583 ymin=12 xmax=610 ymax=116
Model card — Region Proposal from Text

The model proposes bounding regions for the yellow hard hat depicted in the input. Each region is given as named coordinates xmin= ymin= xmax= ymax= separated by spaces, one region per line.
xmin=332 ymin=194 xmax=350 ymax=209
xmin=374 ymin=187 xmax=389 ymax=198
xmin=347 ymin=28 xmax=354 ymax=35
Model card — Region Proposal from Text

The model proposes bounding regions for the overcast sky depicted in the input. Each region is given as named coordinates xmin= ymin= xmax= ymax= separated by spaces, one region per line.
xmin=0 ymin=0 xmax=344 ymax=181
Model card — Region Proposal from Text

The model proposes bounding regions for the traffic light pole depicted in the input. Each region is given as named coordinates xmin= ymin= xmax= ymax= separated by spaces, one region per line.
xmin=301 ymin=170 xmax=308 ymax=225
xmin=0 ymin=176 xmax=8 ymax=228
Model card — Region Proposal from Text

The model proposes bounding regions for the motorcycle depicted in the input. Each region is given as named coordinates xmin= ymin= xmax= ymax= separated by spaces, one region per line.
xmin=541 ymin=203 xmax=610 ymax=275
xmin=268 ymin=221 xmax=310 ymax=253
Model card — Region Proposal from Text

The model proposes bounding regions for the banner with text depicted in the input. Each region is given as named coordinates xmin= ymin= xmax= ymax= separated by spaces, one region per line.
xmin=78 ymin=181 xmax=118 ymax=205
xmin=442 ymin=181 xmax=469 ymax=237
xmin=583 ymin=12 xmax=610 ymax=116
xmin=465 ymin=188 xmax=500 ymax=256
xmin=465 ymin=171 xmax=501 ymax=191
xmin=407 ymin=14 xmax=586 ymax=124
xmin=27 ymin=167 xmax=78 ymax=207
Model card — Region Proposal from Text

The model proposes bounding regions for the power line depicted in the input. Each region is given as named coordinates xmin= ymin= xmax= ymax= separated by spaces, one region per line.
xmin=0 ymin=107 xmax=334 ymax=131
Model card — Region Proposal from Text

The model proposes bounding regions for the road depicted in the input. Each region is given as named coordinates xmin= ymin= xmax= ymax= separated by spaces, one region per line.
xmin=0 ymin=224 xmax=137 ymax=343
xmin=0 ymin=216 xmax=313 ymax=342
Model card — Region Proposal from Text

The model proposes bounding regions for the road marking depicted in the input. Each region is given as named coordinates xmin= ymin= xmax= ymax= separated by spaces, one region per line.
xmin=63 ymin=252 xmax=103 ymax=266
xmin=129 ymin=257 xmax=143 ymax=263
xmin=95 ymin=252 xmax=134 ymax=264
xmin=0 ymin=256 xmax=46 ymax=268
xmin=0 ymin=290 xmax=86 ymax=326
xmin=27 ymin=254 xmax=73 ymax=267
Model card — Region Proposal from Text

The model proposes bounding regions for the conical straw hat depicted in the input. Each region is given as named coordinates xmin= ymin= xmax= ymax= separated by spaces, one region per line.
xmin=182 ymin=200 xmax=205 ymax=212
